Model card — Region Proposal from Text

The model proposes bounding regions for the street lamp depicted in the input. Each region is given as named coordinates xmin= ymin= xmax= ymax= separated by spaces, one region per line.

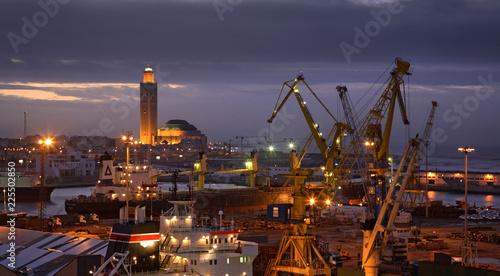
xmin=458 ymin=146 xmax=476 ymax=267
xmin=122 ymin=133 xmax=134 ymax=223
xmin=38 ymin=138 xmax=52 ymax=220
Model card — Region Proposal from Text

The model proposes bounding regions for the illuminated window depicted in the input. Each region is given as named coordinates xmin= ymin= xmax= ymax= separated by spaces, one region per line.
xmin=273 ymin=207 xmax=279 ymax=217
xmin=240 ymin=257 xmax=243 ymax=263
xmin=227 ymin=258 xmax=230 ymax=264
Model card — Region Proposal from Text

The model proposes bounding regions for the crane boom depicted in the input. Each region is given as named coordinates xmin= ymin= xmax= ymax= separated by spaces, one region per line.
xmin=414 ymin=101 xmax=438 ymax=169
xmin=335 ymin=58 xmax=412 ymax=185
xmin=267 ymin=72 xmax=350 ymax=170
xmin=362 ymin=136 xmax=422 ymax=276
xmin=336 ymin=85 xmax=357 ymax=134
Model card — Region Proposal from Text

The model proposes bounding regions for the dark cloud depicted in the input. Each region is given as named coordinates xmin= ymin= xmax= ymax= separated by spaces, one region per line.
xmin=1 ymin=0 xmax=499 ymax=156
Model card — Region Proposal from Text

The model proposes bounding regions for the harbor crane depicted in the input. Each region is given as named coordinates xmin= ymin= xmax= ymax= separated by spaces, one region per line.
xmin=403 ymin=101 xmax=438 ymax=208
xmin=336 ymin=57 xmax=411 ymax=179
xmin=235 ymin=135 xmax=267 ymax=154
xmin=334 ymin=58 xmax=412 ymax=220
xmin=362 ymin=135 xmax=423 ymax=276
xmin=266 ymin=72 xmax=354 ymax=276
xmin=267 ymin=71 xmax=351 ymax=189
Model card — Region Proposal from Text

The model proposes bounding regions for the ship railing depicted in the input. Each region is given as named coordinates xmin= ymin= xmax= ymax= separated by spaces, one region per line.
xmin=168 ymin=225 xmax=236 ymax=234
xmin=160 ymin=243 xmax=240 ymax=254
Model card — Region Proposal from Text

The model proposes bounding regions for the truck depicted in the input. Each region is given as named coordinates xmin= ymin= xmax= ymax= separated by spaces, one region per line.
xmin=55 ymin=214 xmax=87 ymax=226
xmin=84 ymin=213 xmax=99 ymax=223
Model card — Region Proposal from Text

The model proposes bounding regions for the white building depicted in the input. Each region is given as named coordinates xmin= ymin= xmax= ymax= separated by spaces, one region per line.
xmin=36 ymin=151 xmax=96 ymax=178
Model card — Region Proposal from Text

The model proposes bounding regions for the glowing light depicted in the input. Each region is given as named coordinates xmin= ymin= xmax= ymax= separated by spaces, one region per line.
xmin=309 ymin=198 xmax=315 ymax=205
xmin=326 ymin=199 xmax=331 ymax=205
xmin=458 ymin=147 xmax=474 ymax=153
xmin=140 ymin=241 xmax=154 ymax=248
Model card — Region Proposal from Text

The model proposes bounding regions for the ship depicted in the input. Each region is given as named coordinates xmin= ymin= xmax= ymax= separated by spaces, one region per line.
xmin=100 ymin=201 xmax=258 ymax=274
xmin=158 ymin=200 xmax=258 ymax=275
xmin=416 ymin=170 xmax=500 ymax=194
xmin=65 ymin=153 xmax=294 ymax=218
xmin=0 ymin=171 xmax=54 ymax=202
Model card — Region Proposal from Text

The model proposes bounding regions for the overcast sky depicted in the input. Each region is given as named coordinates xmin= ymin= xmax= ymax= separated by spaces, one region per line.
xmin=1 ymin=0 xmax=499 ymax=160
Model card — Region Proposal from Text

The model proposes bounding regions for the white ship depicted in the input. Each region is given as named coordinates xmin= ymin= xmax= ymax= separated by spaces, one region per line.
xmin=158 ymin=201 xmax=258 ymax=275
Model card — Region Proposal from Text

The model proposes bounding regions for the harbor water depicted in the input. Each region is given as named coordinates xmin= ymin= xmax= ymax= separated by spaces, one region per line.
xmin=12 ymin=185 xmax=500 ymax=218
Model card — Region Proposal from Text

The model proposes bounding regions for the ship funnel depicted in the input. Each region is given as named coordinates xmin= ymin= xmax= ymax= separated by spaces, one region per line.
xmin=135 ymin=205 xmax=146 ymax=224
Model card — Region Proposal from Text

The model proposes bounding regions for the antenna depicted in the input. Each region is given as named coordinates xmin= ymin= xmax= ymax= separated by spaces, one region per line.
xmin=24 ymin=111 xmax=27 ymax=138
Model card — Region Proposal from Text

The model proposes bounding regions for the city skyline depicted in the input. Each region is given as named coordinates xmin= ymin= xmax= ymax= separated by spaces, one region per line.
xmin=1 ymin=0 xmax=499 ymax=158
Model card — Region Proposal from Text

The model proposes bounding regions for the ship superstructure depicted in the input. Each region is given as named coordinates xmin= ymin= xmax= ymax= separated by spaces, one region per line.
xmin=159 ymin=201 xmax=258 ymax=275
xmin=65 ymin=154 xmax=170 ymax=218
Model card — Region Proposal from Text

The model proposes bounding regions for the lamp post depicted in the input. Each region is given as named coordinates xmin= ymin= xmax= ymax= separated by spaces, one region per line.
xmin=122 ymin=133 xmax=134 ymax=222
xmin=38 ymin=138 xmax=52 ymax=220
xmin=458 ymin=146 xmax=476 ymax=267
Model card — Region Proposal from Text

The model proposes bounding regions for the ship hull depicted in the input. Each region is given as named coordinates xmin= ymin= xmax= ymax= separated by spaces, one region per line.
xmin=65 ymin=187 xmax=293 ymax=218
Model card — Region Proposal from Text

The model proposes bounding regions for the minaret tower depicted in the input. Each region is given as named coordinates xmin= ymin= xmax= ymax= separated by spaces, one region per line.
xmin=140 ymin=63 xmax=158 ymax=145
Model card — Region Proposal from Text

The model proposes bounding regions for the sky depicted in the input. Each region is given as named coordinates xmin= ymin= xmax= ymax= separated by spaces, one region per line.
xmin=1 ymin=0 xmax=499 ymax=161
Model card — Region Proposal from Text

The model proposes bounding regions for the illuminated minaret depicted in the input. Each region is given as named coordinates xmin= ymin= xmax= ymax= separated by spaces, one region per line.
xmin=140 ymin=63 xmax=158 ymax=145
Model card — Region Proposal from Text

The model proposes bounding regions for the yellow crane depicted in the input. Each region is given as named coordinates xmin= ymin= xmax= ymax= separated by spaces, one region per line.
xmin=336 ymin=57 xmax=411 ymax=182
xmin=266 ymin=72 xmax=353 ymax=276
xmin=267 ymin=72 xmax=351 ymax=188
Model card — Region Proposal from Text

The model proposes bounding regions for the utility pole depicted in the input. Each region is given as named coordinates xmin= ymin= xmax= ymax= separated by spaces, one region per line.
xmin=122 ymin=132 xmax=134 ymax=223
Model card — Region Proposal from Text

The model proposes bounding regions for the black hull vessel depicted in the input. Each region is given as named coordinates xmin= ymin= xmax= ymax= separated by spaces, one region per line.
xmin=65 ymin=187 xmax=293 ymax=218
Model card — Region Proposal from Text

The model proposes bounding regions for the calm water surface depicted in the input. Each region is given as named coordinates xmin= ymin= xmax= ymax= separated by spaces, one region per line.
xmin=12 ymin=186 xmax=500 ymax=217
